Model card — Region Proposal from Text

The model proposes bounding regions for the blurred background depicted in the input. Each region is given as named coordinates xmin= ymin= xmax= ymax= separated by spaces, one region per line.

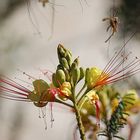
xmin=0 ymin=0 xmax=140 ymax=140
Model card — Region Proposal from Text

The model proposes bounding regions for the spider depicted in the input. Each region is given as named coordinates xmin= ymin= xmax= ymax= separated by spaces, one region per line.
xmin=102 ymin=16 xmax=119 ymax=43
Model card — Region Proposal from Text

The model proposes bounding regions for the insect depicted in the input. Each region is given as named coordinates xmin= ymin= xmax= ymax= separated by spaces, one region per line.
xmin=102 ymin=16 xmax=119 ymax=43
xmin=102 ymin=0 xmax=119 ymax=43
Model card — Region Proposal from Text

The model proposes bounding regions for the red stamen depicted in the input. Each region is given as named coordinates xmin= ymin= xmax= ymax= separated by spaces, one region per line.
xmin=93 ymin=33 xmax=140 ymax=88
xmin=95 ymin=101 xmax=100 ymax=126
xmin=0 ymin=76 xmax=32 ymax=101
xmin=0 ymin=85 xmax=28 ymax=97
xmin=0 ymin=95 xmax=30 ymax=102
xmin=0 ymin=77 xmax=31 ymax=93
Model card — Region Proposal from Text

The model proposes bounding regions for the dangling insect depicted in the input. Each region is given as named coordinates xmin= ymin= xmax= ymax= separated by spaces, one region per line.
xmin=102 ymin=0 xmax=119 ymax=43
xmin=102 ymin=16 xmax=119 ymax=43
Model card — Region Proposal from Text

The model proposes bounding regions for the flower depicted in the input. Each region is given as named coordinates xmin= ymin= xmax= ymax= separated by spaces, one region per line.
xmin=86 ymin=90 xmax=100 ymax=126
xmin=0 ymin=75 xmax=71 ymax=128
xmin=86 ymin=44 xmax=140 ymax=89
xmin=57 ymin=82 xmax=72 ymax=101
xmin=86 ymin=90 xmax=99 ymax=104
xmin=0 ymin=75 xmax=72 ymax=104
xmin=0 ymin=76 xmax=67 ymax=107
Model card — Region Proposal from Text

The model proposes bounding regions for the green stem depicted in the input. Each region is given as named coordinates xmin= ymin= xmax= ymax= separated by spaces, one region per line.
xmin=77 ymin=88 xmax=90 ymax=105
xmin=72 ymin=87 xmax=86 ymax=140
xmin=76 ymin=83 xmax=86 ymax=99
xmin=55 ymin=99 xmax=73 ymax=108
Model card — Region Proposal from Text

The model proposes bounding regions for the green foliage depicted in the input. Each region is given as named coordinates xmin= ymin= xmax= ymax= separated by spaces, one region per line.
xmin=106 ymin=101 xmax=128 ymax=139
xmin=98 ymin=92 xmax=136 ymax=140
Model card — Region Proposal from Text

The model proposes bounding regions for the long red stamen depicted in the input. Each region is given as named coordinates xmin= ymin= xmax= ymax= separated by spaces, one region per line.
xmin=0 ymin=85 xmax=28 ymax=97
xmin=0 ymin=95 xmax=30 ymax=102
xmin=0 ymin=76 xmax=32 ymax=101
xmin=94 ymin=33 xmax=140 ymax=88
xmin=0 ymin=77 xmax=31 ymax=93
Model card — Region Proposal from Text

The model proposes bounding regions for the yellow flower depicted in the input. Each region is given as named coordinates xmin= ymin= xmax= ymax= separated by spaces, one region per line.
xmin=86 ymin=90 xmax=99 ymax=104
xmin=61 ymin=82 xmax=71 ymax=90
xmin=85 ymin=46 xmax=140 ymax=89
xmin=86 ymin=90 xmax=100 ymax=125
xmin=86 ymin=67 xmax=102 ymax=89
xmin=58 ymin=82 xmax=72 ymax=101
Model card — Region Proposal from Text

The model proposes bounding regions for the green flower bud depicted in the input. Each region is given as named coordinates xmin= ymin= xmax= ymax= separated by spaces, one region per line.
xmin=56 ymin=69 xmax=66 ymax=85
xmin=60 ymin=58 xmax=69 ymax=69
xmin=63 ymin=68 xmax=70 ymax=81
xmin=66 ymin=51 xmax=72 ymax=66
xmin=52 ymin=73 xmax=59 ymax=87
xmin=70 ymin=57 xmax=79 ymax=72
xmin=70 ymin=62 xmax=77 ymax=71
xmin=79 ymin=67 xmax=85 ymax=81
xmin=73 ymin=57 xmax=79 ymax=66
xmin=57 ymin=44 xmax=66 ymax=58
xmin=71 ymin=68 xmax=80 ymax=85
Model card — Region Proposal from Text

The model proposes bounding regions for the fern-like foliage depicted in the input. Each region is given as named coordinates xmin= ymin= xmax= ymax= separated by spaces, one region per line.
xmin=98 ymin=94 xmax=135 ymax=140
xmin=107 ymin=101 xmax=128 ymax=139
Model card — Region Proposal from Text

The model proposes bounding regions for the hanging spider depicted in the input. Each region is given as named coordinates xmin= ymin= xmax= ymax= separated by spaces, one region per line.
xmin=38 ymin=0 xmax=49 ymax=7
xmin=102 ymin=16 xmax=119 ymax=43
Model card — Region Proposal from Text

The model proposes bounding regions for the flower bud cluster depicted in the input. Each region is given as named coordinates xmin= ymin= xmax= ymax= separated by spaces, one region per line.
xmin=52 ymin=44 xmax=85 ymax=100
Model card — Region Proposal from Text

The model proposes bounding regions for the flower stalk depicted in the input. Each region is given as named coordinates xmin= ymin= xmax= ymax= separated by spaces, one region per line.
xmin=73 ymin=102 xmax=86 ymax=140
xmin=72 ymin=87 xmax=86 ymax=140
